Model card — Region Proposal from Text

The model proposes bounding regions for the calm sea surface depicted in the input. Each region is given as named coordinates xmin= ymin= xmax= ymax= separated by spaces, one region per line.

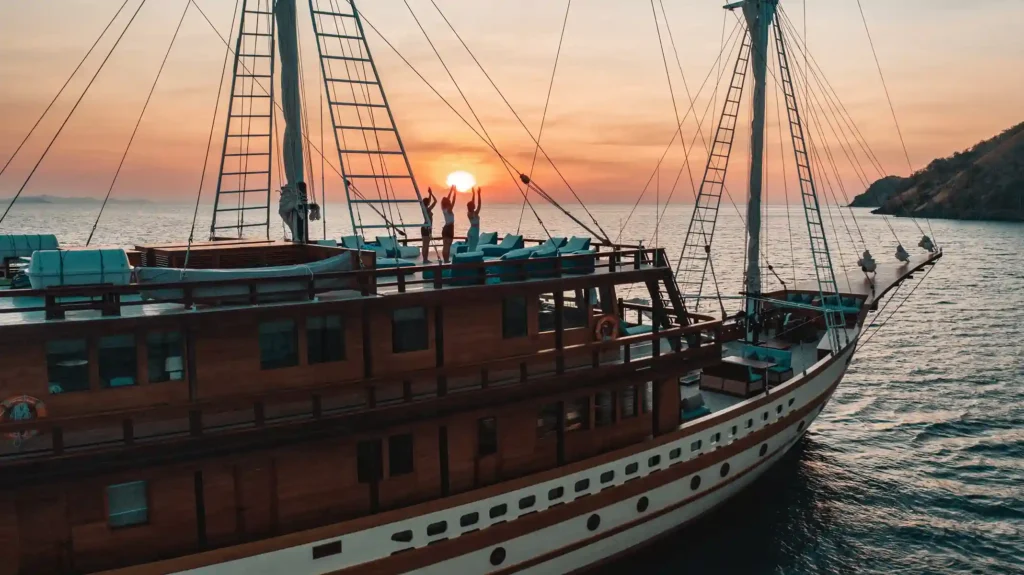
xmin=3 ymin=201 xmax=1022 ymax=574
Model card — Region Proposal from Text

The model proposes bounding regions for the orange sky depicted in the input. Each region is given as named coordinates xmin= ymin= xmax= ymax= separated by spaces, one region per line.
xmin=0 ymin=0 xmax=1021 ymax=205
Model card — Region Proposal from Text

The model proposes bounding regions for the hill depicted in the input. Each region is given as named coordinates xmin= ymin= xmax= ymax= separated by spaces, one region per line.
xmin=849 ymin=122 xmax=1024 ymax=221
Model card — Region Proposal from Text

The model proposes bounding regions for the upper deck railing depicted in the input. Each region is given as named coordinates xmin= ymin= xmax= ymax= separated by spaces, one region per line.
xmin=0 ymin=246 xmax=671 ymax=322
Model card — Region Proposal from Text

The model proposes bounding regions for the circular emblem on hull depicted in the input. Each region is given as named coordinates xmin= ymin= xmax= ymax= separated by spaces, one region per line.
xmin=0 ymin=395 xmax=47 ymax=446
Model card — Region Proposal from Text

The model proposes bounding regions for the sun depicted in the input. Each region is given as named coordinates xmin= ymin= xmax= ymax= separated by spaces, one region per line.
xmin=446 ymin=170 xmax=477 ymax=193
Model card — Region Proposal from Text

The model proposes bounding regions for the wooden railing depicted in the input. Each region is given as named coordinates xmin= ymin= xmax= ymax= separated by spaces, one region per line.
xmin=0 ymin=248 xmax=669 ymax=320
xmin=0 ymin=319 xmax=725 ymax=463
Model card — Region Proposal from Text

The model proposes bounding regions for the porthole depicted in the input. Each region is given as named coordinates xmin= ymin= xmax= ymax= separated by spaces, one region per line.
xmin=426 ymin=521 xmax=447 ymax=536
xmin=636 ymin=496 xmax=649 ymax=513
xmin=586 ymin=514 xmax=601 ymax=531
xmin=489 ymin=504 xmax=507 ymax=519
xmin=575 ymin=478 xmax=590 ymax=493
xmin=759 ymin=443 xmax=768 ymax=457
xmin=391 ymin=530 xmax=413 ymax=543
xmin=690 ymin=440 xmax=702 ymax=452
xmin=625 ymin=462 xmax=639 ymax=475
xmin=720 ymin=462 xmax=730 ymax=477
xmin=548 ymin=486 xmax=564 ymax=500
xmin=460 ymin=512 xmax=479 ymax=527
xmin=788 ymin=398 xmax=795 ymax=407
xmin=518 ymin=495 xmax=536 ymax=510
xmin=746 ymin=418 xmax=753 ymax=429
xmin=648 ymin=454 xmax=661 ymax=467
xmin=711 ymin=432 xmax=721 ymax=444
xmin=690 ymin=475 xmax=701 ymax=490
xmin=798 ymin=420 xmax=806 ymax=432
xmin=600 ymin=470 xmax=614 ymax=484
xmin=776 ymin=404 xmax=783 ymax=414
xmin=669 ymin=447 xmax=681 ymax=460
xmin=731 ymin=425 xmax=737 ymax=436
xmin=762 ymin=412 xmax=769 ymax=421
xmin=490 ymin=547 xmax=506 ymax=566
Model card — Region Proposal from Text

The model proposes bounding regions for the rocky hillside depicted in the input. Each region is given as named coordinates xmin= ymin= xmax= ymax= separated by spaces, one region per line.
xmin=849 ymin=122 xmax=1024 ymax=221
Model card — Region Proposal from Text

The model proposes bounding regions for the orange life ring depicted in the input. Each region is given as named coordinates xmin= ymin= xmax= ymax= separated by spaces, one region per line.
xmin=594 ymin=315 xmax=619 ymax=341
xmin=0 ymin=395 xmax=47 ymax=444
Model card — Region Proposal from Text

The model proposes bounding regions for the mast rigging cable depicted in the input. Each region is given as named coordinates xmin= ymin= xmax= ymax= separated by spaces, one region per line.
xmin=88 ymin=0 xmax=191 ymax=246
xmin=0 ymin=0 xmax=150 ymax=227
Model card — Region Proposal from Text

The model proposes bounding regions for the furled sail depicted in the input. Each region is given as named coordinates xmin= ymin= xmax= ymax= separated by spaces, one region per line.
xmin=275 ymin=0 xmax=309 ymax=242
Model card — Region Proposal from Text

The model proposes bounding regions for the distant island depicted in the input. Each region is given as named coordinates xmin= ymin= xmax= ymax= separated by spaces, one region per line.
xmin=0 ymin=195 xmax=153 ymax=205
xmin=849 ymin=122 xmax=1024 ymax=222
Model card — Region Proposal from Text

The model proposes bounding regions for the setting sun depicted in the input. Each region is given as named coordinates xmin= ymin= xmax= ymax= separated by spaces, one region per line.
xmin=446 ymin=171 xmax=477 ymax=193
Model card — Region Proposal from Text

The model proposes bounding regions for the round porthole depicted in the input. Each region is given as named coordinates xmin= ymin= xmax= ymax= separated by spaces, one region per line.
xmin=798 ymin=420 xmax=806 ymax=432
xmin=490 ymin=547 xmax=506 ymax=566
xmin=636 ymin=496 xmax=649 ymax=513
xmin=690 ymin=475 xmax=701 ymax=490
xmin=720 ymin=462 xmax=730 ymax=478
xmin=587 ymin=514 xmax=601 ymax=531
xmin=759 ymin=443 xmax=768 ymax=457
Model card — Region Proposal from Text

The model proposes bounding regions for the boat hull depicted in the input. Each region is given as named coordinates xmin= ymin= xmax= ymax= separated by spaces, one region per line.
xmin=154 ymin=342 xmax=852 ymax=575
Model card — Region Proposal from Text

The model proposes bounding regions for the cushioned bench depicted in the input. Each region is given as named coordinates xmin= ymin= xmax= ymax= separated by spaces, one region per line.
xmin=740 ymin=344 xmax=794 ymax=385
xmin=480 ymin=234 xmax=524 ymax=258
xmin=376 ymin=236 xmax=420 ymax=260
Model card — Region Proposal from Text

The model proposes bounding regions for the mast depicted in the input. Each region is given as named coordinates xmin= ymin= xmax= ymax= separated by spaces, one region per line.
xmin=276 ymin=0 xmax=309 ymax=243
xmin=734 ymin=0 xmax=777 ymax=342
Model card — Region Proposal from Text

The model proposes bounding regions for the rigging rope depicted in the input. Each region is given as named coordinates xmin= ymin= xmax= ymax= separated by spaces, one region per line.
xmin=516 ymin=0 xmax=572 ymax=235
xmin=853 ymin=0 xmax=933 ymax=242
xmin=87 ymin=0 xmax=190 ymax=246
xmin=0 ymin=0 xmax=150 ymax=227
xmin=0 ymin=0 xmax=132 ymax=183
xmin=184 ymin=0 xmax=239 ymax=270
xmin=402 ymin=1 xmax=552 ymax=240
xmin=858 ymin=264 xmax=934 ymax=350
xmin=424 ymin=0 xmax=607 ymax=242
xmin=189 ymin=0 xmax=405 ymax=234
xmin=617 ymin=18 xmax=745 ymax=243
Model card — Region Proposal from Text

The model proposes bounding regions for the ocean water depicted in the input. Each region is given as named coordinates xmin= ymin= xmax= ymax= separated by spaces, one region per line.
xmin=2 ymin=201 xmax=1022 ymax=574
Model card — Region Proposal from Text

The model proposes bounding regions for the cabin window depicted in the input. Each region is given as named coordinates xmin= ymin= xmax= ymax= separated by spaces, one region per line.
xmin=562 ymin=290 xmax=589 ymax=329
xmin=426 ymin=521 xmax=447 ymax=536
xmin=600 ymin=470 xmax=614 ymax=484
xmin=537 ymin=403 xmax=559 ymax=438
xmin=620 ymin=385 xmax=637 ymax=419
xmin=308 ymin=315 xmax=345 ymax=364
xmin=356 ymin=439 xmax=383 ymax=483
xmin=548 ymin=486 xmax=564 ymax=500
xmin=259 ymin=320 xmax=298 ymax=369
xmin=565 ymin=397 xmax=590 ymax=432
xmin=642 ymin=382 xmax=653 ymax=414
xmin=392 ymin=307 xmax=428 ymax=353
xmin=107 ymin=481 xmax=148 ymax=527
xmin=670 ymin=447 xmax=682 ymax=460
xmin=388 ymin=434 xmax=414 ymax=476
xmin=625 ymin=462 xmax=639 ymax=475
xmin=99 ymin=335 xmax=137 ymax=388
xmin=147 ymin=331 xmax=183 ymax=383
xmin=478 ymin=417 xmax=497 ymax=457
xmin=46 ymin=339 xmax=90 ymax=393
xmin=538 ymin=294 xmax=556 ymax=333
xmin=595 ymin=391 xmax=613 ymax=427
xmin=574 ymin=478 xmax=590 ymax=493
xmin=502 ymin=296 xmax=528 ymax=339
xmin=519 ymin=495 xmax=536 ymax=510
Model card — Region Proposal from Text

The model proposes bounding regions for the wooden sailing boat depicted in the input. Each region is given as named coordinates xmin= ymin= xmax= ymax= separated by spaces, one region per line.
xmin=0 ymin=1 xmax=941 ymax=574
